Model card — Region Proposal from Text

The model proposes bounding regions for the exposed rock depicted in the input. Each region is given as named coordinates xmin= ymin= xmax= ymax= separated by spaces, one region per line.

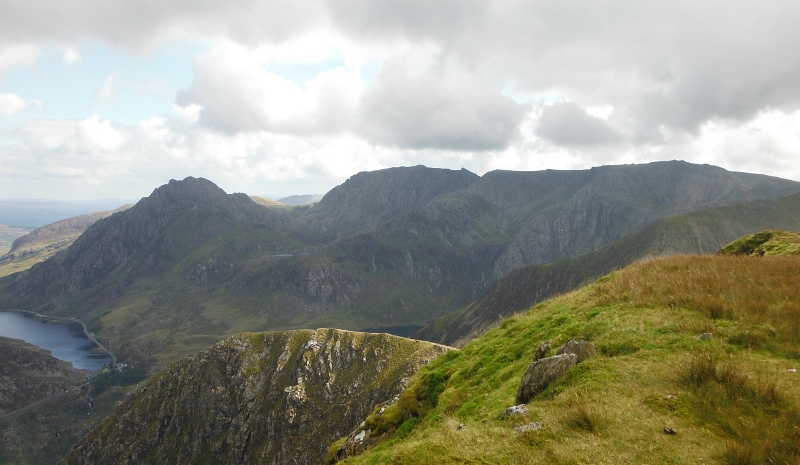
xmin=516 ymin=354 xmax=577 ymax=404
xmin=61 ymin=329 xmax=450 ymax=465
xmin=0 ymin=336 xmax=90 ymax=415
xmin=695 ymin=333 xmax=713 ymax=341
xmin=534 ymin=340 xmax=551 ymax=361
xmin=664 ymin=427 xmax=677 ymax=435
xmin=504 ymin=404 xmax=529 ymax=416
xmin=514 ymin=422 xmax=543 ymax=433
xmin=556 ymin=339 xmax=597 ymax=363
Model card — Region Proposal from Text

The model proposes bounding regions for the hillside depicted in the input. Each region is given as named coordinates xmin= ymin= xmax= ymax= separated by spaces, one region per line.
xmin=0 ymin=224 xmax=30 ymax=256
xmin=0 ymin=163 xmax=798 ymax=372
xmin=419 ymin=192 xmax=800 ymax=347
xmin=62 ymin=329 xmax=450 ymax=465
xmin=0 ymin=336 xmax=90 ymax=415
xmin=719 ymin=230 xmax=800 ymax=256
xmin=333 ymin=253 xmax=800 ymax=464
xmin=0 ymin=206 xmax=131 ymax=278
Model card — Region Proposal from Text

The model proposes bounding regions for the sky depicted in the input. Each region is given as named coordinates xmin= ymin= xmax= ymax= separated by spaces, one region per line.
xmin=1 ymin=1 xmax=799 ymax=200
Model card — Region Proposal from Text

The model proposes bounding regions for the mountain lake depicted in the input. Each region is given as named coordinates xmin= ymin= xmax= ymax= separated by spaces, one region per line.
xmin=0 ymin=311 xmax=112 ymax=370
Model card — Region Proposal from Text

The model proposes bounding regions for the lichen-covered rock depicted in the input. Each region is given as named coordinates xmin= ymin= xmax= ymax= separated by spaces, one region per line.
xmin=534 ymin=340 xmax=551 ymax=361
xmin=61 ymin=329 xmax=450 ymax=465
xmin=556 ymin=339 xmax=596 ymax=363
xmin=504 ymin=404 xmax=529 ymax=416
xmin=516 ymin=354 xmax=577 ymax=404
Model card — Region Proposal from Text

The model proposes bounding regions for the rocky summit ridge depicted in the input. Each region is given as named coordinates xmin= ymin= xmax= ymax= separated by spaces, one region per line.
xmin=62 ymin=329 xmax=450 ymax=465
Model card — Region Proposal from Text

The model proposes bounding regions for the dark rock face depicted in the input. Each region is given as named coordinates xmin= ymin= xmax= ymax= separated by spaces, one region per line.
xmin=516 ymin=354 xmax=577 ymax=404
xmin=0 ymin=336 xmax=89 ymax=415
xmin=556 ymin=339 xmax=596 ymax=363
xmin=62 ymin=329 xmax=450 ymax=465
xmin=292 ymin=165 xmax=480 ymax=243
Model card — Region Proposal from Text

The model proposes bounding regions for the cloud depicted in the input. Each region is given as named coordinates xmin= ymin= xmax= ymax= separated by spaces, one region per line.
xmin=176 ymin=43 xmax=363 ymax=135
xmin=95 ymin=75 xmax=117 ymax=102
xmin=355 ymin=59 xmax=525 ymax=151
xmin=536 ymin=102 xmax=622 ymax=147
xmin=61 ymin=46 xmax=80 ymax=65
xmin=0 ymin=93 xmax=29 ymax=116
xmin=0 ymin=44 xmax=39 ymax=73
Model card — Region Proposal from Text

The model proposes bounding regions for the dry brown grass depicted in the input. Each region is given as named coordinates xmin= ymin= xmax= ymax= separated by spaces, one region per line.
xmin=593 ymin=255 xmax=800 ymax=353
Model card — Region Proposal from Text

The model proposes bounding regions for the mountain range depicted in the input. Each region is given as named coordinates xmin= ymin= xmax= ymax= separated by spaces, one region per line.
xmin=1 ymin=161 xmax=798 ymax=370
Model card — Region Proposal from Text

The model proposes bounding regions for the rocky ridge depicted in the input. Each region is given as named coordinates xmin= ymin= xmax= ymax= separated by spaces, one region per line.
xmin=62 ymin=329 xmax=450 ymax=465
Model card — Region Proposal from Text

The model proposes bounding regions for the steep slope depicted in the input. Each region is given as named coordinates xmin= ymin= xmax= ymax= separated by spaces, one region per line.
xmin=0 ymin=336 xmax=89 ymax=415
xmin=418 ymin=191 xmax=800 ymax=347
xmin=0 ymin=205 xmax=131 ymax=278
xmin=62 ymin=329 xmax=450 ymax=465
xmin=334 ymin=253 xmax=800 ymax=464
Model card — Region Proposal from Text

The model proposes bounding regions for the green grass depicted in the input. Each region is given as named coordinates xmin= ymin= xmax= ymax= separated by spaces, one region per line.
xmin=332 ymin=254 xmax=800 ymax=465
xmin=719 ymin=230 xmax=800 ymax=256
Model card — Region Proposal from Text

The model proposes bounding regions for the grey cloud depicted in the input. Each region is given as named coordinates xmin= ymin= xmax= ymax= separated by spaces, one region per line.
xmin=354 ymin=61 xmax=525 ymax=151
xmin=536 ymin=102 xmax=621 ymax=147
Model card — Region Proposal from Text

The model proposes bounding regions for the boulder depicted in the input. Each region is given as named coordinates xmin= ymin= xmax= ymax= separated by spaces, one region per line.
xmin=534 ymin=340 xmax=551 ymax=361
xmin=515 ymin=422 xmax=543 ymax=433
xmin=556 ymin=339 xmax=596 ymax=363
xmin=695 ymin=333 xmax=713 ymax=341
xmin=504 ymin=404 xmax=529 ymax=416
xmin=516 ymin=353 xmax=577 ymax=404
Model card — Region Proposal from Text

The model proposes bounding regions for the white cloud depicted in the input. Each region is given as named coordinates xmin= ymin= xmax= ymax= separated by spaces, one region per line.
xmin=0 ymin=93 xmax=29 ymax=116
xmin=176 ymin=43 xmax=364 ymax=135
xmin=0 ymin=44 xmax=39 ymax=73
xmin=96 ymin=75 xmax=117 ymax=102
xmin=61 ymin=46 xmax=80 ymax=65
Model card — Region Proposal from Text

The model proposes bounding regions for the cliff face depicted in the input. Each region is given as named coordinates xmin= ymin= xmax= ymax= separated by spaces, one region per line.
xmin=0 ymin=336 xmax=89 ymax=415
xmin=62 ymin=329 xmax=450 ymax=465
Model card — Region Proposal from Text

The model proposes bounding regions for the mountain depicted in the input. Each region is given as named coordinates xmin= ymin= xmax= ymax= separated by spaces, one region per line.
xmin=0 ymin=162 xmax=798 ymax=372
xmin=331 ymin=252 xmax=800 ymax=464
xmin=0 ymin=205 xmax=132 ymax=279
xmin=418 ymin=191 xmax=800 ymax=347
xmin=62 ymin=329 xmax=449 ymax=465
xmin=278 ymin=194 xmax=323 ymax=205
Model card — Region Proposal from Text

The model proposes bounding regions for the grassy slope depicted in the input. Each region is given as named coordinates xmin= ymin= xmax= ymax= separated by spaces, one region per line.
xmin=338 ymin=254 xmax=800 ymax=464
xmin=419 ymin=193 xmax=800 ymax=347
xmin=719 ymin=230 xmax=800 ymax=256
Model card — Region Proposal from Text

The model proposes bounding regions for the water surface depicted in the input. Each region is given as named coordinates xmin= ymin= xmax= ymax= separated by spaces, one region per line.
xmin=0 ymin=311 xmax=112 ymax=370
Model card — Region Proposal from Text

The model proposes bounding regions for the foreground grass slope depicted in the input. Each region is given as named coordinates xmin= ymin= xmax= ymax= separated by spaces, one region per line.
xmin=338 ymin=254 xmax=800 ymax=464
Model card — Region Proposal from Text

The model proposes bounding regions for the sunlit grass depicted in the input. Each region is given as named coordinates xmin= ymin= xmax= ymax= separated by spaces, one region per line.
xmin=335 ymin=254 xmax=800 ymax=465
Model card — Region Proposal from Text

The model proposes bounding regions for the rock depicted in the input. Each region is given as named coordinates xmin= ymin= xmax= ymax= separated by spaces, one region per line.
xmin=514 ymin=422 xmax=543 ymax=433
xmin=789 ymin=368 xmax=797 ymax=373
xmin=456 ymin=423 xmax=465 ymax=431
xmin=516 ymin=353 xmax=577 ymax=404
xmin=504 ymin=404 xmax=529 ymax=416
xmin=534 ymin=340 xmax=551 ymax=361
xmin=695 ymin=333 xmax=713 ymax=341
xmin=664 ymin=427 xmax=677 ymax=435
xmin=556 ymin=339 xmax=596 ymax=363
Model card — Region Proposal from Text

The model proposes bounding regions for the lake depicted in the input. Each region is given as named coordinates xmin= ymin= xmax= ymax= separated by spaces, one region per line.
xmin=0 ymin=311 xmax=112 ymax=370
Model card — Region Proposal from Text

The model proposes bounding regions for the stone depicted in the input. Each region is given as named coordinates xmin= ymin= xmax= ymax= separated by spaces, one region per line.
xmin=664 ymin=427 xmax=677 ymax=435
xmin=456 ymin=423 xmax=465 ymax=431
xmin=514 ymin=422 xmax=543 ymax=433
xmin=695 ymin=333 xmax=713 ymax=341
xmin=534 ymin=340 xmax=551 ymax=361
xmin=556 ymin=339 xmax=597 ymax=363
xmin=516 ymin=353 xmax=577 ymax=404
xmin=504 ymin=404 xmax=529 ymax=416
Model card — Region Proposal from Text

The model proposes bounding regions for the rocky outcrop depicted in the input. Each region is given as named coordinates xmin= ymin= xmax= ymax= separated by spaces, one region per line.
xmin=62 ymin=329 xmax=450 ymax=465
xmin=516 ymin=354 xmax=577 ymax=404
xmin=0 ymin=336 xmax=89 ymax=415
xmin=556 ymin=339 xmax=596 ymax=363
